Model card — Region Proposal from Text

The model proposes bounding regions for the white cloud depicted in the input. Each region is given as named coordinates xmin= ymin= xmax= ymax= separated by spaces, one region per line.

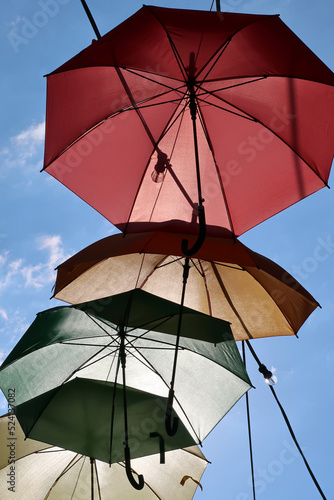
xmin=0 ymin=309 xmax=8 ymax=321
xmin=0 ymin=235 xmax=71 ymax=291
xmin=14 ymin=122 xmax=45 ymax=147
xmin=0 ymin=252 xmax=9 ymax=267
xmin=1 ymin=121 xmax=45 ymax=174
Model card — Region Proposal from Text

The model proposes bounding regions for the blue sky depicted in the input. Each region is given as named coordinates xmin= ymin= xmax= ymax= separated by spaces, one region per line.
xmin=1 ymin=0 xmax=333 ymax=498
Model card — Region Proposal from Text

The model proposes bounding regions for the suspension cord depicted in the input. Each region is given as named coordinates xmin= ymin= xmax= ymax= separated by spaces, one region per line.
xmin=242 ymin=341 xmax=256 ymax=500
xmin=80 ymin=0 xmax=101 ymax=39
xmin=245 ymin=340 xmax=327 ymax=499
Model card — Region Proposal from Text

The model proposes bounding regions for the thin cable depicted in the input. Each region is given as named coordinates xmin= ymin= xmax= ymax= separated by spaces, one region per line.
xmin=242 ymin=341 xmax=256 ymax=500
xmin=269 ymin=385 xmax=327 ymax=500
xmin=80 ymin=0 xmax=101 ymax=39
xmin=245 ymin=340 xmax=327 ymax=500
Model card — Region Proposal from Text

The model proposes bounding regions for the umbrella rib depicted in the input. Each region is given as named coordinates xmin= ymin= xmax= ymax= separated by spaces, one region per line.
xmin=198 ymin=79 xmax=329 ymax=187
xmin=42 ymin=89 xmax=187 ymax=171
xmin=93 ymin=459 xmax=102 ymax=500
xmin=196 ymin=88 xmax=257 ymax=120
xmin=70 ymin=456 xmax=86 ymax=500
xmin=197 ymin=259 xmax=213 ymax=317
xmin=197 ymin=15 xmax=279 ymax=82
xmin=123 ymin=97 xmax=197 ymax=234
xmin=44 ymin=454 xmax=84 ymax=499
xmin=122 ymin=66 xmax=187 ymax=96
xmin=137 ymin=255 xmax=178 ymax=289
xmin=85 ymin=308 xmax=190 ymax=342
xmin=194 ymin=93 xmax=236 ymax=235
xmin=211 ymin=261 xmax=246 ymax=271
xmin=149 ymin=102 xmax=198 ymax=217
xmin=198 ymin=38 xmax=231 ymax=83
xmin=211 ymin=262 xmax=254 ymax=339
xmin=122 ymin=337 xmax=202 ymax=443
xmin=22 ymin=342 xmax=117 ymax=439
xmin=144 ymin=5 xmax=188 ymax=81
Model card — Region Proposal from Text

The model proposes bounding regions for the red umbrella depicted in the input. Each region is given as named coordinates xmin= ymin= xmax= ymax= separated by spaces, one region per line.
xmin=43 ymin=6 xmax=334 ymax=253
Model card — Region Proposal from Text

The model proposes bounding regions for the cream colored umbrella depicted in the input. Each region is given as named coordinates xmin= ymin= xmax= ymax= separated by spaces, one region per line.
xmin=53 ymin=231 xmax=319 ymax=341
xmin=0 ymin=413 xmax=208 ymax=499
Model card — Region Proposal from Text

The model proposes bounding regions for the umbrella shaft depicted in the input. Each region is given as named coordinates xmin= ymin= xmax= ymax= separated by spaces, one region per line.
xmin=188 ymin=83 xmax=204 ymax=207
xmin=90 ymin=457 xmax=94 ymax=500
xmin=119 ymin=331 xmax=130 ymax=442
xmin=170 ymin=258 xmax=190 ymax=391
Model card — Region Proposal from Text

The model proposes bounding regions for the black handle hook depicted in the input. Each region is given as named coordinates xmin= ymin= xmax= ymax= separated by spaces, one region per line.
xmin=150 ymin=432 xmax=166 ymax=464
xmin=124 ymin=444 xmax=145 ymax=490
xmin=165 ymin=389 xmax=179 ymax=437
xmin=181 ymin=204 xmax=206 ymax=256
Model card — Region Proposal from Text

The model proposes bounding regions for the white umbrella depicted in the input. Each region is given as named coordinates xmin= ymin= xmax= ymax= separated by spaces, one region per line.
xmin=0 ymin=413 xmax=208 ymax=499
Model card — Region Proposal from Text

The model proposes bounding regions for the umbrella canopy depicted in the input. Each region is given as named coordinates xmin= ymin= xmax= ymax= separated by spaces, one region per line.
xmin=0 ymin=414 xmax=208 ymax=499
xmin=43 ymin=6 xmax=334 ymax=243
xmin=0 ymin=289 xmax=250 ymax=470
xmin=53 ymin=231 xmax=319 ymax=341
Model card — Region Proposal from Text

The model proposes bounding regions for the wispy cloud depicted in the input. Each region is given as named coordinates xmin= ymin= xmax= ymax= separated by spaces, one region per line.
xmin=0 ymin=308 xmax=29 ymax=353
xmin=14 ymin=122 xmax=45 ymax=147
xmin=0 ymin=234 xmax=71 ymax=291
xmin=1 ymin=121 xmax=45 ymax=174
xmin=0 ymin=309 xmax=8 ymax=321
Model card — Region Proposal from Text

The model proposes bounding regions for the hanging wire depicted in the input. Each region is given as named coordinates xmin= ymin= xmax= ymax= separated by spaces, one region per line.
xmin=242 ymin=341 xmax=256 ymax=500
xmin=80 ymin=0 xmax=101 ymax=39
xmin=245 ymin=340 xmax=327 ymax=500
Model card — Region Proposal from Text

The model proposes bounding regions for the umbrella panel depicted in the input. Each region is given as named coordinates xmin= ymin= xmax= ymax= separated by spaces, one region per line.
xmin=15 ymin=379 xmax=196 ymax=464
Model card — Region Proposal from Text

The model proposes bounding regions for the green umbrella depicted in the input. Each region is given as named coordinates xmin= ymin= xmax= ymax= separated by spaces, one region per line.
xmin=0 ymin=413 xmax=209 ymax=499
xmin=0 ymin=288 xmax=251 ymax=489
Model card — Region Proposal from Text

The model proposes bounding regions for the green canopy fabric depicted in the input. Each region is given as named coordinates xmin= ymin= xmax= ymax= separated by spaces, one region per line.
xmin=15 ymin=379 xmax=196 ymax=464
xmin=0 ymin=288 xmax=251 ymax=467
xmin=0 ymin=414 xmax=209 ymax=499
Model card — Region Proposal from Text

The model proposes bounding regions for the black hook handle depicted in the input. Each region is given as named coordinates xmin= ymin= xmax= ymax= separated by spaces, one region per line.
xmin=165 ymin=389 xmax=179 ymax=436
xmin=150 ymin=432 xmax=166 ymax=464
xmin=124 ymin=444 xmax=144 ymax=490
xmin=181 ymin=204 xmax=206 ymax=256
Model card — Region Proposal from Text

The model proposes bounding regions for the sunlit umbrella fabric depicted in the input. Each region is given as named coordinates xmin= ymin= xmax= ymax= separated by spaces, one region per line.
xmin=53 ymin=231 xmax=319 ymax=341
xmin=0 ymin=289 xmax=250 ymax=464
xmin=43 ymin=6 xmax=334 ymax=238
xmin=0 ymin=414 xmax=208 ymax=499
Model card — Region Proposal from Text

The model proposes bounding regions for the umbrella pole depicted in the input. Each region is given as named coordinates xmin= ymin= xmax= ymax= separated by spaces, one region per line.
xmin=246 ymin=340 xmax=328 ymax=500
xmin=119 ymin=328 xmax=145 ymax=490
xmin=181 ymin=55 xmax=206 ymax=256
xmin=165 ymin=257 xmax=190 ymax=436
xmin=90 ymin=457 xmax=94 ymax=500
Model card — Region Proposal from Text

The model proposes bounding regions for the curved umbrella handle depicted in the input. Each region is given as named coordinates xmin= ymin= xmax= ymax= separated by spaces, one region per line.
xmin=165 ymin=389 xmax=179 ymax=437
xmin=150 ymin=432 xmax=165 ymax=463
xmin=181 ymin=204 xmax=206 ymax=256
xmin=124 ymin=444 xmax=145 ymax=490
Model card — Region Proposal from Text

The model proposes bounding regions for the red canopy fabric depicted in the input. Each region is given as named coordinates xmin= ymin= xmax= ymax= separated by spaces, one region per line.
xmin=44 ymin=6 xmax=334 ymax=237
